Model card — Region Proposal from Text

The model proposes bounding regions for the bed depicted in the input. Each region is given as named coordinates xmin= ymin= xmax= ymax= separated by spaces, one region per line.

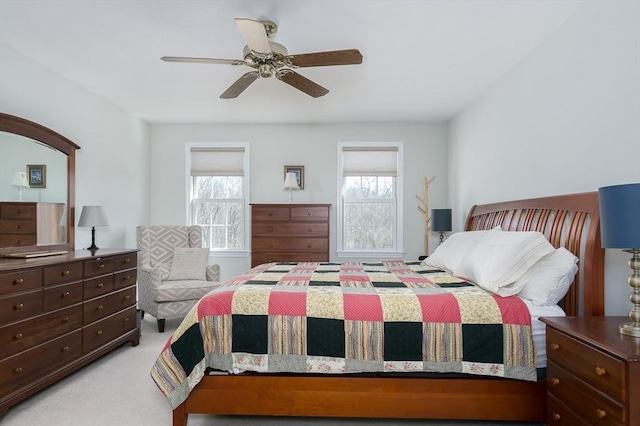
xmin=153 ymin=191 xmax=604 ymax=426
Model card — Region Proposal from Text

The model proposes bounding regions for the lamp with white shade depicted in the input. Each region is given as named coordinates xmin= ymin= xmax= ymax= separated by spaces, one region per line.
xmin=599 ymin=183 xmax=640 ymax=338
xmin=10 ymin=171 xmax=29 ymax=201
xmin=78 ymin=205 xmax=109 ymax=251
xmin=283 ymin=172 xmax=300 ymax=203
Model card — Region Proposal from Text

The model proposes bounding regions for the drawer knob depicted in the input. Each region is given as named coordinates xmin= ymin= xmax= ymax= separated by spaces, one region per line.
xmin=550 ymin=342 xmax=559 ymax=350
xmin=124 ymin=317 xmax=130 ymax=322
xmin=97 ymin=305 xmax=104 ymax=310
xmin=552 ymin=413 xmax=560 ymax=421
xmin=99 ymin=264 xmax=105 ymax=269
xmin=14 ymin=278 xmax=24 ymax=285
xmin=124 ymin=295 xmax=131 ymax=300
xmin=595 ymin=366 xmax=606 ymax=376
xmin=14 ymin=367 xmax=23 ymax=374
xmin=268 ymin=243 xmax=273 ymax=248
xmin=15 ymin=333 xmax=23 ymax=340
xmin=125 ymin=275 xmax=131 ymax=280
xmin=307 ymin=244 xmax=312 ymax=248
xmin=307 ymin=228 xmax=312 ymax=232
xmin=62 ymin=270 xmax=70 ymax=276
xmin=62 ymin=317 xmax=70 ymax=323
xmin=14 ymin=303 xmax=24 ymax=310
xmin=15 ymin=224 xmax=21 ymax=229
xmin=62 ymin=346 xmax=70 ymax=352
xmin=267 ymin=226 xmax=273 ymax=232
xmin=61 ymin=291 xmax=70 ymax=298
xmin=96 ymin=330 xmax=103 ymax=335
xmin=307 ymin=212 xmax=312 ymax=216
xmin=596 ymin=409 xmax=606 ymax=419
xmin=124 ymin=258 xmax=131 ymax=263
xmin=97 ymin=283 xmax=104 ymax=288
xmin=551 ymin=377 xmax=560 ymax=386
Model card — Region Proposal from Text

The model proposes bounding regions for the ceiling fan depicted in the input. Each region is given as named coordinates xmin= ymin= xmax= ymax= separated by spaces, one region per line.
xmin=161 ymin=18 xmax=363 ymax=99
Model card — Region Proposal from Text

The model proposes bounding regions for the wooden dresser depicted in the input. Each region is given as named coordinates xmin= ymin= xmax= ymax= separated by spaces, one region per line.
xmin=251 ymin=204 xmax=330 ymax=267
xmin=541 ymin=316 xmax=640 ymax=426
xmin=0 ymin=249 xmax=139 ymax=416
xmin=0 ymin=202 xmax=65 ymax=247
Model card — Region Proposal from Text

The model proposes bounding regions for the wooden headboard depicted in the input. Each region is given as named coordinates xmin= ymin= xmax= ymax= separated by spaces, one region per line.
xmin=464 ymin=191 xmax=604 ymax=317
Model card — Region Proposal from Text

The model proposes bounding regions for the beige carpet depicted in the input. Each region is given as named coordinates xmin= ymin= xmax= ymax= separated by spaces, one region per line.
xmin=1 ymin=316 xmax=542 ymax=426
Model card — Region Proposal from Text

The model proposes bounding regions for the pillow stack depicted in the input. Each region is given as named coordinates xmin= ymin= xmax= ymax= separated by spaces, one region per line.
xmin=423 ymin=227 xmax=578 ymax=306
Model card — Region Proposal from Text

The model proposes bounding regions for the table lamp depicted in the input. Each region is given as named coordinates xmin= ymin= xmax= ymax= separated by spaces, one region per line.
xmin=431 ymin=208 xmax=452 ymax=245
xmin=10 ymin=171 xmax=29 ymax=201
xmin=78 ymin=205 xmax=109 ymax=251
xmin=599 ymin=183 xmax=640 ymax=337
xmin=283 ymin=172 xmax=300 ymax=203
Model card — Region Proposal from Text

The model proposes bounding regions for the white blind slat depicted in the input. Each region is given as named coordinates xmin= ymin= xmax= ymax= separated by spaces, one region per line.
xmin=342 ymin=147 xmax=398 ymax=176
xmin=191 ymin=147 xmax=244 ymax=176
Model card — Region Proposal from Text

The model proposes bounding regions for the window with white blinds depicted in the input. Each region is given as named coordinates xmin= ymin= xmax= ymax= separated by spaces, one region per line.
xmin=337 ymin=142 xmax=404 ymax=257
xmin=187 ymin=144 xmax=249 ymax=252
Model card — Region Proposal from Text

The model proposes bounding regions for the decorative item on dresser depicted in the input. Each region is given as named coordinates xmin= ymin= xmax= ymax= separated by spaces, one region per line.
xmin=0 ymin=202 xmax=65 ymax=248
xmin=9 ymin=173 xmax=29 ymax=202
xmin=541 ymin=316 xmax=640 ymax=425
xmin=77 ymin=205 xmax=110 ymax=251
xmin=251 ymin=204 xmax=330 ymax=267
xmin=0 ymin=249 xmax=139 ymax=417
xmin=431 ymin=208 xmax=452 ymax=245
xmin=282 ymin=172 xmax=300 ymax=203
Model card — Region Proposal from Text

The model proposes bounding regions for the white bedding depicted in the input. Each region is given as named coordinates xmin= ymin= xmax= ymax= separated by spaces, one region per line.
xmin=521 ymin=299 xmax=565 ymax=368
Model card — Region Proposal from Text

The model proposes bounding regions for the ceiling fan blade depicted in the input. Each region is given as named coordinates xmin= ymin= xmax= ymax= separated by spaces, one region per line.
xmin=235 ymin=18 xmax=271 ymax=54
xmin=288 ymin=49 xmax=363 ymax=68
xmin=276 ymin=70 xmax=329 ymax=98
xmin=161 ymin=56 xmax=246 ymax=66
xmin=220 ymin=71 xmax=259 ymax=99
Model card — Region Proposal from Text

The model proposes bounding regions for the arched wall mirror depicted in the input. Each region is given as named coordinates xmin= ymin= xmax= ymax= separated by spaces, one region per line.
xmin=0 ymin=113 xmax=80 ymax=255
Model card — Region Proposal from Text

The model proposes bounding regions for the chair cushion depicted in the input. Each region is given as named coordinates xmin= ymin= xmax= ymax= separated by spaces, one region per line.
xmin=154 ymin=279 xmax=219 ymax=302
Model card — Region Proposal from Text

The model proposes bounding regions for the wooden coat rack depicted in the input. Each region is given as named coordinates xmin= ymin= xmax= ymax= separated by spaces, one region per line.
xmin=416 ymin=176 xmax=435 ymax=256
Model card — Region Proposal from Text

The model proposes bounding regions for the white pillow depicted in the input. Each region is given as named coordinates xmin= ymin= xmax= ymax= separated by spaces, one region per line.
xmin=516 ymin=247 xmax=579 ymax=306
xmin=167 ymin=247 xmax=209 ymax=281
xmin=456 ymin=231 xmax=555 ymax=294
xmin=422 ymin=227 xmax=501 ymax=273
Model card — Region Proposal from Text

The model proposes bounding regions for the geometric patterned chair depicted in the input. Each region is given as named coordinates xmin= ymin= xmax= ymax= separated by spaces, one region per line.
xmin=136 ymin=225 xmax=221 ymax=332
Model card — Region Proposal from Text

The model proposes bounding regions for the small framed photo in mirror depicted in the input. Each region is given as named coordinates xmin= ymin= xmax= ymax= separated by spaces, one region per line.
xmin=284 ymin=165 xmax=304 ymax=190
xmin=27 ymin=164 xmax=46 ymax=188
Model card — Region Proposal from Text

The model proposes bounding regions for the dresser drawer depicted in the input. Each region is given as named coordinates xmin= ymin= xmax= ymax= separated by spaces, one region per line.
xmin=0 ymin=233 xmax=36 ymax=247
xmin=0 ymin=219 xmax=36 ymax=234
xmin=43 ymin=282 xmax=83 ymax=311
xmin=547 ymin=393 xmax=589 ymax=426
xmin=0 ymin=290 xmax=42 ymax=325
xmin=114 ymin=269 xmax=136 ymax=290
xmin=114 ymin=253 xmax=137 ymax=272
xmin=43 ymin=261 xmax=83 ymax=286
xmin=82 ymin=306 xmax=137 ymax=354
xmin=84 ymin=257 xmax=115 ymax=279
xmin=0 ymin=203 xmax=36 ymax=219
xmin=251 ymin=252 xmax=328 ymax=266
xmin=83 ymin=274 xmax=114 ymax=299
xmin=252 ymin=237 xmax=329 ymax=253
xmin=0 ymin=269 xmax=41 ymax=296
xmin=83 ymin=286 xmax=136 ymax=325
xmin=548 ymin=361 xmax=624 ymax=425
xmin=290 ymin=206 xmax=329 ymax=221
xmin=252 ymin=222 xmax=329 ymax=237
xmin=0 ymin=330 xmax=81 ymax=397
xmin=547 ymin=327 xmax=624 ymax=401
xmin=0 ymin=305 xmax=82 ymax=359
xmin=252 ymin=206 xmax=290 ymax=221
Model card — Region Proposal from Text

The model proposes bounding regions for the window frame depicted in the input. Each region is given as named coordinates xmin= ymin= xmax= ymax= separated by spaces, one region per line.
xmin=185 ymin=142 xmax=250 ymax=257
xmin=336 ymin=141 xmax=404 ymax=258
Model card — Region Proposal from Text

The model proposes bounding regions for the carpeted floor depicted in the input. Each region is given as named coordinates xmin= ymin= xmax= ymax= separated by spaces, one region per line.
xmin=1 ymin=316 xmax=542 ymax=426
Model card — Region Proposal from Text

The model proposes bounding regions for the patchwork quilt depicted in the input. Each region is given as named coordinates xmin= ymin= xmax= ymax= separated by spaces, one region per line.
xmin=151 ymin=261 xmax=537 ymax=409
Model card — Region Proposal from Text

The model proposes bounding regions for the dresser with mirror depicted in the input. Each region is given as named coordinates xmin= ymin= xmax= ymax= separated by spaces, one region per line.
xmin=0 ymin=113 xmax=139 ymax=417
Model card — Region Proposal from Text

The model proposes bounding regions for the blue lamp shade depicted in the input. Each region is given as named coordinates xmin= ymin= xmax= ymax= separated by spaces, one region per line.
xmin=431 ymin=209 xmax=452 ymax=232
xmin=598 ymin=183 xmax=640 ymax=249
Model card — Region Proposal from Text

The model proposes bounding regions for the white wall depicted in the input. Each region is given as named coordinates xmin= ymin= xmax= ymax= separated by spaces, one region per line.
xmin=149 ymin=122 xmax=448 ymax=281
xmin=449 ymin=1 xmax=640 ymax=315
xmin=0 ymin=43 xmax=150 ymax=249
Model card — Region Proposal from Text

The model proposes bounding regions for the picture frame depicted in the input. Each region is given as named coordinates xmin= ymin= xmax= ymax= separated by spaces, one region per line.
xmin=27 ymin=164 xmax=46 ymax=188
xmin=284 ymin=165 xmax=304 ymax=190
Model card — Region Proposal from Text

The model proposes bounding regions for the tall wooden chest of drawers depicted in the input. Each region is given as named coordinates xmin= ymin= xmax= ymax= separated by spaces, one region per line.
xmin=0 ymin=249 xmax=139 ymax=417
xmin=541 ymin=316 xmax=639 ymax=426
xmin=251 ymin=204 xmax=330 ymax=268
xmin=0 ymin=202 xmax=65 ymax=247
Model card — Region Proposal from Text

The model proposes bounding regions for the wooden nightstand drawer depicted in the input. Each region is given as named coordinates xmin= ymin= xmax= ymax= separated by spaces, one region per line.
xmin=114 ymin=253 xmax=137 ymax=272
xmin=83 ymin=274 xmax=114 ymax=299
xmin=0 ymin=290 xmax=42 ymax=325
xmin=290 ymin=206 xmax=329 ymax=221
xmin=84 ymin=257 xmax=115 ymax=279
xmin=83 ymin=286 xmax=136 ymax=325
xmin=43 ymin=262 xmax=83 ymax=286
xmin=547 ymin=393 xmax=588 ymax=425
xmin=0 ymin=330 xmax=81 ymax=397
xmin=548 ymin=360 xmax=624 ymax=425
xmin=252 ymin=237 xmax=329 ymax=253
xmin=547 ymin=327 xmax=624 ymax=401
xmin=0 ymin=233 xmax=36 ymax=247
xmin=0 ymin=305 xmax=82 ymax=359
xmin=0 ymin=219 xmax=36 ymax=234
xmin=0 ymin=269 xmax=41 ymax=295
xmin=252 ymin=222 xmax=329 ymax=237
xmin=252 ymin=206 xmax=290 ymax=221
xmin=114 ymin=270 xmax=136 ymax=290
xmin=0 ymin=203 xmax=36 ymax=219
xmin=82 ymin=306 xmax=137 ymax=354
xmin=43 ymin=282 xmax=83 ymax=311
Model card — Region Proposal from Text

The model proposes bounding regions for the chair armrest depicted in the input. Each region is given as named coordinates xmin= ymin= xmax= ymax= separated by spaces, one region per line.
xmin=206 ymin=264 xmax=220 ymax=282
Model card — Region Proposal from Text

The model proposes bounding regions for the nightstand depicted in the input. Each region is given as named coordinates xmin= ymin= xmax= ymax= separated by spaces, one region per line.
xmin=540 ymin=316 xmax=640 ymax=425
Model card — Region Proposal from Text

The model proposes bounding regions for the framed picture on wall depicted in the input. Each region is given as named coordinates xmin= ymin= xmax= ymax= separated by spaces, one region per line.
xmin=27 ymin=164 xmax=46 ymax=188
xmin=284 ymin=165 xmax=304 ymax=190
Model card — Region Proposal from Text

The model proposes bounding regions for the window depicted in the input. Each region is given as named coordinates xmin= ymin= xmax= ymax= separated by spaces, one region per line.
xmin=187 ymin=143 xmax=250 ymax=253
xmin=337 ymin=142 xmax=403 ymax=257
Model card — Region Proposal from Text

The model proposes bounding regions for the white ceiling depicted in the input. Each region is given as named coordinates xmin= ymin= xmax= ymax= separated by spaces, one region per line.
xmin=0 ymin=0 xmax=585 ymax=124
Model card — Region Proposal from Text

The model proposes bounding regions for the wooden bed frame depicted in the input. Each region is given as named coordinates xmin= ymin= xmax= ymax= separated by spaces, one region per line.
xmin=172 ymin=191 xmax=605 ymax=426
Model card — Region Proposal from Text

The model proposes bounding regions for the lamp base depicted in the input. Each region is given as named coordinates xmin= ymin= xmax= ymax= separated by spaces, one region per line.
xmin=620 ymin=249 xmax=640 ymax=338
xmin=619 ymin=322 xmax=640 ymax=337
xmin=86 ymin=226 xmax=99 ymax=251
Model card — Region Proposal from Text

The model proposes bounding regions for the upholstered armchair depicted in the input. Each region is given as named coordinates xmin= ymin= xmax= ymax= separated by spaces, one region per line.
xmin=137 ymin=225 xmax=221 ymax=332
